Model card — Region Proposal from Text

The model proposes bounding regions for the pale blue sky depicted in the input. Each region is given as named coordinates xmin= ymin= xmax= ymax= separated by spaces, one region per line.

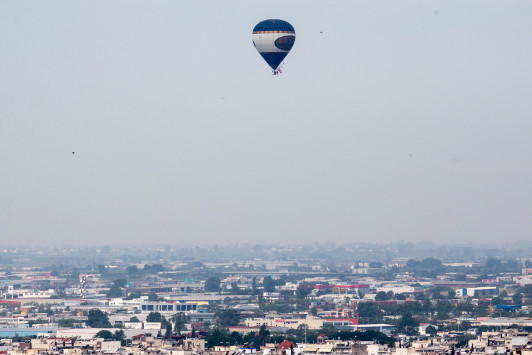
xmin=1 ymin=1 xmax=531 ymax=245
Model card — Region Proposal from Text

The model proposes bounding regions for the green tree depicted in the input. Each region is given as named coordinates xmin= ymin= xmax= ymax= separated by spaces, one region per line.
xmin=143 ymin=264 xmax=164 ymax=274
xmin=114 ymin=330 xmax=125 ymax=342
xmin=513 ymin=292 xmax=523 ymax=305
xmin=207 ymin=328 xmax=230 ymax=348
xmin=426 ymin=325 xmax=437 ymax=336
xmin=263 ymin=276 xmax=276 ymax=293
xmin=146 ymin=312 xmax=163 ymax=323
xmin=357 ymin=302 xmax=380 ymax=318
xmin=215 ymin=309 xmax=240 ymax=326
xmin=454 ymin=334 xmax=476 ymax=347
xmin=375 ymin=291 xmax=390 ymax=301
xmin=127 ymin=265 xmax=139 ymax=275
xmin=164 ymin=324 xmax=173 ymax=338
xmin=171 ymin=313 xmax=191 ymax=334
xmin=521 ymin=284 xmax=532 ymax=299
xmin=296 ymin=282 xmax=313 ymax=298
xmin=421 ymin=258 xmax=442 ymax=269
xmin=310 ymin=306 xmax=318 ymax=316
xmin=87 ymin=309 xmax=112 ymax=328
xmin=129 ymin=316 xmax=140 ymax=322
xmin=114 ymin=279 xmax=127 ymax=288
xmin=128 ymin=291 xmax=141 ymax=299
xmin=396 ymin=313 xmax=419 ymax=336
xmin=95 ymin=330 xmax=114 ymax=339
xmin=108 ymin=285 xmax=123 ymax=298
xmin=58 ymin=319 xmax=77 ymax=328
xmin=148 ymin=292 xmax=159 ymax=301
xmin=320 ymin=323 xmax=337 ymax=337
xmin=258 ymin=324 xmax=270 ymax=346
xmin=205 ymin=276 xmax=221 ymax=292
xmin=491 ymin=296 xmax=505 ymax=306
xmin=98 ymin=264 xmax=107 ymax=275
xmin=52 ymin=288 xmax=67 ymax=299
xmin=252 ymin=277 xmax=258 ymax=295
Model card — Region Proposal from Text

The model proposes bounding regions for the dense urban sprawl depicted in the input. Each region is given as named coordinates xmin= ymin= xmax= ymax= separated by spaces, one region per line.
xmin=1 ymin=243 xmax=532 ymax=355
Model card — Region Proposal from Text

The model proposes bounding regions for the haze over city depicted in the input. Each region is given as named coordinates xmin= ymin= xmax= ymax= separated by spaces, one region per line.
xmin=1 ymin=1 xmax=531 ymax=246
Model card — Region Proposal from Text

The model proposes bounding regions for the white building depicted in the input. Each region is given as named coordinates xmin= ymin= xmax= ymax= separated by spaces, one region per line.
xmin=455 ymin=286 xmax=498 ymax=297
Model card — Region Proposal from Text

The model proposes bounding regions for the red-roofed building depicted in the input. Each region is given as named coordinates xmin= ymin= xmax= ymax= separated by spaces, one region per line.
xmin=279 ymin=340 xmax=295 ymax=349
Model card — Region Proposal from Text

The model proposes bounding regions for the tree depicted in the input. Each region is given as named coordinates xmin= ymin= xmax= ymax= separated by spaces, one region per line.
xmin=252 ymin=277 xmax=258 ymax=295
xmin=68 ymin=267 xmax=80 ymax=282
xmin=415 ymin=292 xmax=426 ymax=301
xmin=58 ymin=319 xmax=77 ymax=328
xmin=396 ymin=293 xmax=407 ymax=301
xmin=164 ymin=324 xmax=172 ymax=338
xmin=407 ymin=259 xmax=420 ymax=268
xmin=426 ymin=325 xmax=437 ymax=336
xmin=207 ymin=328 xmax=230 ymax=348
xmin=263 ymin=276 xmax=276 ymax=293
xmin=215 ymin=309 xmax=240 ymax=326
xmin=172 ymin=312 xmax=190 ymax=334
xmin=421 ymin=258 xmax=442 ymax=269
xmin=108 ymin=285 xmax=122 ymax=298
xmin=205 ymin=276 xmax=221 ymax=292
xmin=95 ymin=330 xmax=114 ymax=339
xmin=130 ymin=316 xmax=140 ymax=322
xmin=143 ymin=264 xmax=164 ymax=274
xmin=521 ymin=284 xmax=532 ymax=298
xmin=87 ymin=309 xmax=112 ymax=328
xmin=52 ymin=288 xmax=67 ymax=299
xmin=296 ymin=282 xmax=313 ymax=298
xmin=114 ymin=279 xmax=127 ymax=288
xmin=114 ymin=330 xmax=125 ymax=342
xmin=357 ymin=302 xmax=380 ymax=318
xmin=148 ymin=292 xmax=159 ymax=301
xmin=258 ymin=324 xmax=270 ymax=346
xmin=128 ymin=291 xmax=141 ymax=299
xmin=127 ymin=265 xmax=139 ymax=275
xmin=98 ymin=264 xmax=107 ymax=275
xmin=146 ymin=312 xmax=163 ymax=323
xmin=310 ymin=306 xmax=318 ymax=316
xmin=491 ymin=296 xmax=505 ymax=306
xmin=512 ymin=293 xmax=523 ymax=305
xmin=486 ymin=258 xmax=502 ymax=271
xmin=396 ymin=313 xmax=419 ymax=336
xmin=375 ymin=291 xmax=390 ymax=301
xmin=320 ymin=323 xmax=337 ymax=337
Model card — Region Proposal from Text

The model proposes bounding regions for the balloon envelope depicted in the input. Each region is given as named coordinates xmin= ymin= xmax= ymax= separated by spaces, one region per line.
xmin=252 ymin=19 xmax=295 ymax=70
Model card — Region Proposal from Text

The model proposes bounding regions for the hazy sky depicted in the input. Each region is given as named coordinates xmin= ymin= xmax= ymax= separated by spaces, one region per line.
xmin=1 ymin=1 xmax=531 ymax=246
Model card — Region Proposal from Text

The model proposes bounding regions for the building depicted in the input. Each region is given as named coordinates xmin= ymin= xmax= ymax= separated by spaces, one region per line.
xmin=140 ymin=301 xmax=197 ymax=314
xmin=455 ymin=286 xmax=498 ymax=297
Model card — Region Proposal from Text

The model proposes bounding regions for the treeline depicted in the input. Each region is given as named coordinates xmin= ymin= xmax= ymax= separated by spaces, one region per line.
xmin=205 ymin=325 xmax=393 ymax=349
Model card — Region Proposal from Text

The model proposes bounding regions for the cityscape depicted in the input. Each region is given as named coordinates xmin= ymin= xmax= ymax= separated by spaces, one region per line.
xmin=2 ymin=1 xmax=532 ymax=355
xmin=1 ymin=242 xmax=532 ymax=355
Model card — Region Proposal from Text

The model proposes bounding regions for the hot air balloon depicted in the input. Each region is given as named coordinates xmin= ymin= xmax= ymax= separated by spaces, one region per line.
xmin=252 ymin=19 xmax=295 ymax=75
